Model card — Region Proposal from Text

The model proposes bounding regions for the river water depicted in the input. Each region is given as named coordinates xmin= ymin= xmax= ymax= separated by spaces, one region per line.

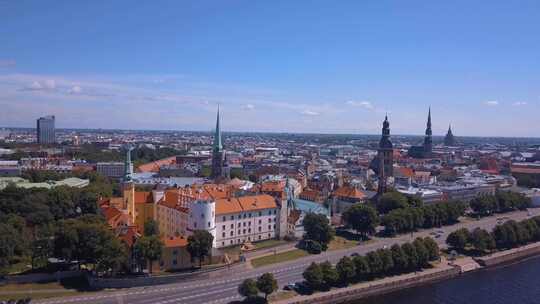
xmin=354 ymin=256 xmax=540 ymax=304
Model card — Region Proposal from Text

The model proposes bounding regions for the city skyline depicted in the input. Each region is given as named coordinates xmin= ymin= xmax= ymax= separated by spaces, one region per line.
xmin=1 ymin=1 xmax=539 ymax=136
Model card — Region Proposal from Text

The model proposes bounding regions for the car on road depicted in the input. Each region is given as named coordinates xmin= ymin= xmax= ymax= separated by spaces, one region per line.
xmin=284 ymin=283 xmax=297 ymax=291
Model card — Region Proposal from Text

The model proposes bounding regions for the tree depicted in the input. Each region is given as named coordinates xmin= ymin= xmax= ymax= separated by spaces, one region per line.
xmin=390 ymin=244 xmax=408 ymax=274
xmin=257 ymin=273 xmax=278 ymax=300
xmin=377 ymin=248 xmax=394 ymax=273
xmin=336 ymin=256 xmax=356 ymax=285
xmin=352 ymin=255 xmax=370 ymax=282
xmin=446 ymin=228 xmax=470 ymax=251
xmin=302 ymin=213 xmax=335 ymax=250
xmin=470 ymin=228 xmax=495 ymax=253
xmin=320 ymin=261 xmax=339 ymax=288
xmin=413 ymin=238 xmax=429 ymax=267
xmin=187 ymin=230 xmax=214 ymax=268
xmin=366 ymin=251 xmax=383 ymax=277
xmin=423 ymin=237 xmax=440 ymax=261
xmin=238 ymin=278 xmax=259 ymax=300
xmin=377 ymin=191 xmax=409 ymax=214
xmin=470 ymin=195 xmax=498 ymax=216
xmin=133 ymin=236 xmax=163 ymax=274
xmin=342 ymin=204 xmax=379 ymax=238
xmin=303 ymin=262 xmax=324 ymax=290
xmin=0 ymin=223 xmax=18 ymax=274
xmin=144 ymin=219 xmax=160 ymax=236
xmin=401 ymin=243 xmax=419 ymax=271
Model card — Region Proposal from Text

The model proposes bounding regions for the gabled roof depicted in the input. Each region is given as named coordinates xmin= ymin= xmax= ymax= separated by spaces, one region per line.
xmin=215 ymin=194 xmax=277 ymax=215
xmin=333 ymin=186 xmax=366 ymax=200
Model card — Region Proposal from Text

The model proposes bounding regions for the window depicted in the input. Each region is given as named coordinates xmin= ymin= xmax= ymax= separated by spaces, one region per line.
xmin=268 ymin=218 xmax=271 ymax=223
xmin=243 ymin=213 xmax=247 ymax=219
xmin=230 ymin=231 xmax=234 ymax=236
xmin=230 ymin=240 xmax=233 ymax=244
xmin=173 ymin=260 xmax=177 ymax=265
xmin=222 ymin=225 xmax=225 ymax=230
xmin=258 ymin=227 xmax=262 ymax=232
xmin=230 ymin=215 xmax=234 ymax=220
xmin=201 ymin=213 xmax=204 ymax=218
xmin=273 ymin=224 xmax=276 ymax=229
xmin=268 ymin=225 xmax=271 ymax=230
xmin=222 ymin=216 xmax=226 ymax=221
xmin=243 ymin=222 xmax=246 ymax=227
xmin=249 ymin=213 xmax=252 ymax=218
xmin=231 ymin=224 xmax=234 ymax=229
xmin=238 ymin=230 xmax=241 ymax=235
xmin=248 ymin=228 xmax=251 ymax=233
xmin=259 ymin=235 xmax=262 ymax=240
xmin=249 ymin=222 xmax=251 ymax=226
xmin=173 ymin=250 xmax=178 ymax=255
xmin=208 ymin=221 xmax=211 ymax=227
xmin=222 ymin=242 xmax=225 ymax=246
xmin=243 ymin=229 xmax=246 ymax=234
xmin=259 ymin=220 xmax=262 ymax=224
xmin=274 ymin=210 xmax=277 ymax=215
xmin=269 ymin=210 xmax=272 ymax=215
xmin=194 ymin=222 xmax=197 ymax=228
xmin=222 ymin=232 xmax=225 ymax=237
xmin=258 ymin=212 xmax=262 ymax=216
xmin=268 ymin=233 xmax=271 ymax=238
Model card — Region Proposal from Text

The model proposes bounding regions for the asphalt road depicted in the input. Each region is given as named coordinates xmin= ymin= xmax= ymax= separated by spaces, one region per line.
xmin=35 ymin=208 xmax=540 ymax=304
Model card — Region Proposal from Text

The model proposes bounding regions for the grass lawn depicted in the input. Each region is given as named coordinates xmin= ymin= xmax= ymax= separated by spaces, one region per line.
xmin=251 ymin=249 xmax=309 ymax=268
xmin=328 ymin=236 xmax=358 ymax=251
xmin=253 ymin=239 xmax=289 ymax=250
xmin=0 ymin=282 xmax=102 ymax=301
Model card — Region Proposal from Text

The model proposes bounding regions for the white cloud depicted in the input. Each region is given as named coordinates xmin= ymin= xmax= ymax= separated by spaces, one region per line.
xmin=23 ymin=79 xmax=56 ymax=91
xmin=301 ymin=110 xmax=320 ymax=116
xmin=512 ymin=101 xmax=527 ymax=106
xmin=346 ymin=100 xmax=374 ymax=109
xmin=44 ymin=79 xmax=56 ymax=89
xmin=484 ymin=100 xmax=499 ymax=106
xmin=27 ymin=81 xmax=43 ymax=90
xmin=241 ymin=104 xmax=255 ymax=111
xmin=68 ymin=85 xmax=82 ymax=94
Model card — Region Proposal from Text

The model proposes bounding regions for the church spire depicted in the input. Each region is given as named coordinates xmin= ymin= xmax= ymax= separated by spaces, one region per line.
xmin=426 ymin=107 xmax=432 ymax=136
xmin=213 ymin=105 xmax=223 ymax=152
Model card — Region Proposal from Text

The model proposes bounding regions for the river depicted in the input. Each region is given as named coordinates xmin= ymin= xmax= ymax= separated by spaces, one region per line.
xmin=354 ymin=256 xmax=540 ymax=304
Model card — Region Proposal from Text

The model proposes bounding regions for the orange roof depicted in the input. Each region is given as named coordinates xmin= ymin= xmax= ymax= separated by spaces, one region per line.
xmin=333 ymin=186 xmax=366 ymax=200
xmin=163 ymin=236 xmax=188 ymax=248
xmin=137 ymin=156 xmax=177 ymax=173
xmin=135 ymin=192 xmax=153 ymax=204
xmin=261 ymin=180 xmax=285 ymax=192
xmin=215 ymin=194 xmax=277 ymax=215
xmin=396 ymin=167 xmax=415 ymax=178
xmin=118 ymin=226 xmax=139 ymax=247
xmin=158 ymin=190 xmax=190 ymax=213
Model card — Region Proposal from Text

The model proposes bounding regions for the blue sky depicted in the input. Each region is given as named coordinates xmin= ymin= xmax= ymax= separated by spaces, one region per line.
xmin=1 ymin=1 xmax=539 ymax=136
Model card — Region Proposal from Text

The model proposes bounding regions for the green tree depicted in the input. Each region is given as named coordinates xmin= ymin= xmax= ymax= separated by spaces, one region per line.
xmin=133 ymin=236 xmax=163 ymax=274
xmin=423 ymin=237 xmax=440 ymax=261
xmin=144 ymin=219 xmax=160 ymax=236
xmin=401 ymin=243 xmax=419 ymax=271
xmin=238 ymin=278 xmax=259 ymax=300
xmin=342 ymin=204 xmax=379 ymax=238
xmin=470 ymin=228 xmax=495 ymax=253
xmin=413 ymin=238 xmax=429 ymax=267
xmin=377 ymin=191 xmax=409 ymax=214
xmin=336 ymin=256 xmax=356 ymax=285
xmin=187 ymin=230 xmax=214 ymax=268
xmin=302 ymin=213 xmax=335 ymax=250
xmin=320 ymin=261 xmax=339 ymax=288
xmin=446 ymin=228 xmax=470 ymax=251
xmin=303 ymin=262 xmax=324 ymax=290
xmin=352 ymin=255 xmax=370 ymax=282
xmin=390 ymin=244 xmax=408 ymax=274
xmin=366 ymin=251 xmax=383 ymax=277
xmin=377 ymin=248 xmax=394 ymax=273
xmin=257 ymin=273 xmax=278 ymax=300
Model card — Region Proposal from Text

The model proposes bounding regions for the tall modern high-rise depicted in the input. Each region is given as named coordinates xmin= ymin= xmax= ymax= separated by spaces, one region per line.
xmin=36 ymin=115 xmax=56 ymax=144
xmin=377 ymin=115 xmax=393 ymax=195
xmin=211 ymin=106 xmax=225 ymax=179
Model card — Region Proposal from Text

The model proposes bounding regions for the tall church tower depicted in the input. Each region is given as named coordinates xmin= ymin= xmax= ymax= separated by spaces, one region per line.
xmin=211 ymin=106 xmax=225 ymax=179
xmin=444 ymin=124 xmax=456 ymax=146
xmin=423 ymin=107 xmax=433 ymax=156
xmin=122 ymin=146 xmax=136 ymax=224
xmin=377 ymin=115 xmax=393 ymax=195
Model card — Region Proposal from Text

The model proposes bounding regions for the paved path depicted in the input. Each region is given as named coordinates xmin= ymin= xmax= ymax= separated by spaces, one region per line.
xmin=33 ymin=209 xmax=540 ymax=304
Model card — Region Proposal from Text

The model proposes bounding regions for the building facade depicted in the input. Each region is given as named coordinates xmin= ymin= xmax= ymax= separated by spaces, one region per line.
xmin=37 ymin=115 xmax=56 ymax=144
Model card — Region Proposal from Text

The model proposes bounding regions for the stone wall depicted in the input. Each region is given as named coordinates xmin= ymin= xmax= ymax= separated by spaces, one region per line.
xmin=475 ymin=241 xmax=540 ymax=267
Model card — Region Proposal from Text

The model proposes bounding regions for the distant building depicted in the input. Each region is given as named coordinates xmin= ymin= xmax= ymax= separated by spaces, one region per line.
xmin=376 ymin=115 xmax=394 ymax=195
xmin=36 ymin=115 xmax=56 ymax=144
xmin=408 ymin=108 xmax=433 ymax=158
xmin=444 ymin=124 xmax=456 ymax=146
xmin=211 ymin=106 xmax=229 ymax=179
xmin=97 ymin=162 xmax=125 ymax=178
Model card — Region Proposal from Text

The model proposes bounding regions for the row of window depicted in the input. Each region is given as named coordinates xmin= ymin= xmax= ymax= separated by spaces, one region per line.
xmin=221 ymin=209 xmax=277 ymax=222
xmin=221 ymin=224 xmax=276 ymax=238
xmin=220 ymin=233 xmax=273 ymax=247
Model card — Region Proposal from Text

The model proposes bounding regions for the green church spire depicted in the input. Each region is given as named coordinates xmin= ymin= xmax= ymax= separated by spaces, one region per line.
xmin=213 ymin=105 xmax=223 ymax=151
